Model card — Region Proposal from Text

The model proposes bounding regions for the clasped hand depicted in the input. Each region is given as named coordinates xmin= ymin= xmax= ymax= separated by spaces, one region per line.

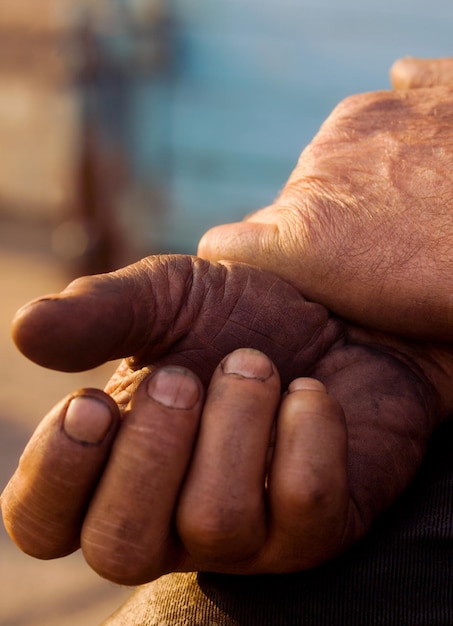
xmin=2 ymin=256 xmax=451 ymax=585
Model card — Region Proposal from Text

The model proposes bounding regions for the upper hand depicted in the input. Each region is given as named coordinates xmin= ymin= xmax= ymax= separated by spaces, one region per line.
xmin=198 ymin=59 xmax=453 ymax=340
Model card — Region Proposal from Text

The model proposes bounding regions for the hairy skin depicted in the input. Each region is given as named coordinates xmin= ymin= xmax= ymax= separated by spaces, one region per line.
xmin=3 ymin=255 xmax=453 ymax=584
xmin=198 ymin=86 xmax=453 ymax=340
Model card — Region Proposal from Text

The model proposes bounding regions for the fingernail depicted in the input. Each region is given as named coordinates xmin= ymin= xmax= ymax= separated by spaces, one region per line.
xmin=288 ymin=378 xmax=327 ymax=393
xmin=64 ymin=396 xmax=113 ymax=444
xmin=222 ymin=348 xmax=273 ymax=380
xmin=147 ymin=368 xmax=200 ymax=409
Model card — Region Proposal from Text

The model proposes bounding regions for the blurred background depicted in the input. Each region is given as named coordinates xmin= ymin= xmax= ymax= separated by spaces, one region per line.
xmin=0 ymin=0 xmax=452 ymax=624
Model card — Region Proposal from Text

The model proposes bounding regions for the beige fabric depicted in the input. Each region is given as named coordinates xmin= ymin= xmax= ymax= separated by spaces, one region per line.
xmin=103 ymin=573 xmax=236 ymax=626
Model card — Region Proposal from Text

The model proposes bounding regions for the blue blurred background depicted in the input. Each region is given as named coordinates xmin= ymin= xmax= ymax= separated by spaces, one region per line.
xmin=71 ymin=0 xmax=453 ymax=259
xmin=1 ymin=0 xmax=453 ymax=272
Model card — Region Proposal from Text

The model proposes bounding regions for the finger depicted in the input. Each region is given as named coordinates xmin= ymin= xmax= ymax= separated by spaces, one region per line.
xmin=259 ymin=378 xmax=349 ymax=572
xmin=81 ymin=366 xmax=203 ymax=585
xmin=197 ymin=218 xmax=314 ymax=312
xmin=197 ymin=209 xmax=325 ymax=309
xmin=11 ymin=255 xmax=190 ymax=372
xmin=313 ymin=343 xmax=437 ymax=527
xmin=1 ymin=390 xmax=120 ymax=559
xmin=176 ymin=349 xmax=280 ymax=568
xmin=11 ymin=254 xmax=339 ymax=391
xmin=390 ymin=56 xmax=453 ymax=89
xmin=198 ymin=219 xmax=282 ymax=271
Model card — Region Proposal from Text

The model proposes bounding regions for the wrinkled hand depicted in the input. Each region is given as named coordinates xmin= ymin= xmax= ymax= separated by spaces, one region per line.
xmin=198 ymin=60 xmax=453 ymax=340
xmin=2 ymin=255 xmax=452 ymax=585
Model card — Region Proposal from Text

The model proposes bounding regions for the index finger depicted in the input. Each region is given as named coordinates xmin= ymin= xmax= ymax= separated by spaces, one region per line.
xmin=1 ymin=389 xmax=120 ymax=559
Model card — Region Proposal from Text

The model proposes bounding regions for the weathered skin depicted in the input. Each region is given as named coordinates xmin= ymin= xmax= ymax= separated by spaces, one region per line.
xmin=3 ymin=255 xmax=452 ymax=585
xmin=198 ymin=85 xmax=453 ymax=340
xmin=11 ymin=256 xmax=341 ymax=385
xmin=3 ymin=57 xmax=453 ymax=587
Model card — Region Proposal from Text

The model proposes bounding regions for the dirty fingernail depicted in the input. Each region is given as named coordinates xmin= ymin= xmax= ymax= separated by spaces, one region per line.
xmin=222 ymin=348 xmax=273 ymax=380
xmin=147 ymin=367 xmax=200 ymax=409
xmin=64 ymin=396 xmax=113 ymax=444
xmin=288 ymin=378 xmax=327 ymax=393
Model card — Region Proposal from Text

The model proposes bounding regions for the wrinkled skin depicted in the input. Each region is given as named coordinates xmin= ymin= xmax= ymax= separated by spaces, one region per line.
xmin=198 ymin=73 xmax=453 ymax=341
xmin=2 ymin=255 xmax=453 ymax=585
xmin=3 ymin=58 xmax=453 ymax=587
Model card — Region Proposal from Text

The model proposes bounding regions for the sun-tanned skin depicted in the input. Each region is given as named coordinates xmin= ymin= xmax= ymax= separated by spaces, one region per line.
xmin=198 ymin=84 xmax=453 ymax=341
xmin=2 ymin=255 xmax=453 ymax=586
xmin=2 ymin=57 xmax=453 ymax=589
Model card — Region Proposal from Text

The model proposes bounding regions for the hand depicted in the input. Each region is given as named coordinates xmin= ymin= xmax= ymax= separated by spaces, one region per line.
xmin=2 ymin=255 xmax=452 ymax=585
xmin=1 ymin=348 xmax=349 ymax=584
xmin=198 ymin=62 xmax=453 ymax=340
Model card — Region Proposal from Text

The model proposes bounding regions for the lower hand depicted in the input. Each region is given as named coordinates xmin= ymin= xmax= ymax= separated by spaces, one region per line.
xmin=2 ymin=255 xmax=451 ymax=585
xmin=2 ymin=349 xmax=349 ymax=584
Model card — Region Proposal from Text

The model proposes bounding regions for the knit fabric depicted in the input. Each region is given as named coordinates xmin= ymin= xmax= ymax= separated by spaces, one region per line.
xmin=104 ymin=419 xmax=453 ymax=626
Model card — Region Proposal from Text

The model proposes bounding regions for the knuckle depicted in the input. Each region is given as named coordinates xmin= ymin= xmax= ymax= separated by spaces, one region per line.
xmin=180 ymin=509 xmax=241 ymax=549
xmin=82 ymin=523 xmax=163 ymax=586
xmin=178 ymin=503 xmax=263 ymax=562
xmin=297 ymin=486 xmax=331 ymax=513
xmin=281 ymin=475 xmax=336 ymax=517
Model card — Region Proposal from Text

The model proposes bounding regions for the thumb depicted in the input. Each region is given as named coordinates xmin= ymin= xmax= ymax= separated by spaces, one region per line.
xmin=390 ymin=56 xmax=453 ymax=89
xmin=197 ymin=215 xmax=316 ymax=302
xmin=12 ymin=255 xmax=212 ymax=372
xmin=12 ymin=254 xmax=341 ymax=387
xmin=198 ymin=220 xmax=284 ymax=272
